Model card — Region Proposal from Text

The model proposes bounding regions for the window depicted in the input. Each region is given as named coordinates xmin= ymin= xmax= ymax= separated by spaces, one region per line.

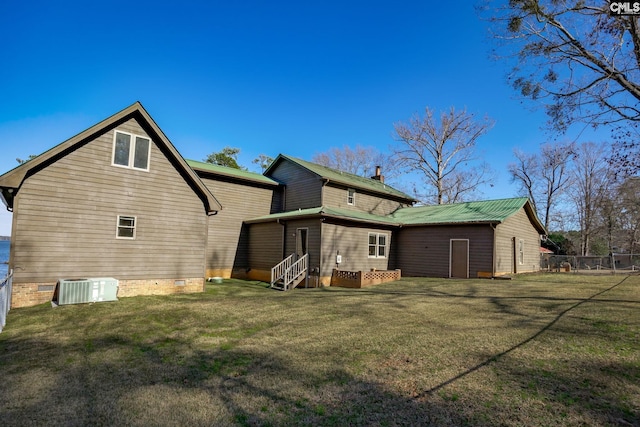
xmin=347 ymin=188 xmax=355 ymax=205
xmin=518 ymin=239 xmax=524 ymax=265
xmin=112 ymin=131 xmax=150 ymax=170
xmin=368 ymin=233 xmax=387 ymax=258
xmin=116 ymin=215 xmax=136 ymax=239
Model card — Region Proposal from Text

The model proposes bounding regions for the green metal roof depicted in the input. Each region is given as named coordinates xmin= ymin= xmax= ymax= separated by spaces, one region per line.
xmin=267 ymin=154 xmax=416 ymax=202
xmin=391 ymin=197 xmax=540 ymax=225
xmin=187 ymin=159 xmax=279 ymax=186
xmin=245 ymin=197 xmax=547 ymax=234
xmin=245 ymin=206 xmax=399 ymax=226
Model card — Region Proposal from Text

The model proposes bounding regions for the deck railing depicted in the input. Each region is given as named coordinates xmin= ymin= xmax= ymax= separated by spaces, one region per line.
xmin=283 ymin=254 xmax=308 ymax=291
xmin=271 ymin=254 xmax=295 ymax=288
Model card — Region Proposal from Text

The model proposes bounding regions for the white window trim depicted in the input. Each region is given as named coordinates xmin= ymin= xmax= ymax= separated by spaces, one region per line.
xmin=368 ymin=232 xmax=387 ymax=259
xmin=116 ymin=215 xmax=137 ymax=239
xmin=111 ymin=130 xmax=151 ymax=171
xmin=347 ymin=188 xmax=355 ymax=205
xmin=518 ymin=239 xmax=525 ymax=265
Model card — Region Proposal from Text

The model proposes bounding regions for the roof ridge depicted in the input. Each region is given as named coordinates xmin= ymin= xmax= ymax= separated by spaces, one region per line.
xmin=276 ymin=154 xmax=415 ymax=201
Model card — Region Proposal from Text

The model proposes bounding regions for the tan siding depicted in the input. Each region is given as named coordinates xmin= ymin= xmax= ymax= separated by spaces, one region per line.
xmin=269 ymin=161 xmax=322 ymax=210
xmin=396 ymin=225 xmax=494 ymax=277
xmin=283 ymin=219 xmax=322 ymax=271
xmin=199 ymin=177 xmax=276 ymax=277
xmin=11 ymin=118 xmax=207 ymax=283
xmin=321 ymin=222 xmax=392 ymax=276
xmin=495 ymin=208 xmax=542 ymax=274
xmin=322 ymin=184 xmax=408 ymax=215
xmin=248 ymin=222 xmax=284 ymax=270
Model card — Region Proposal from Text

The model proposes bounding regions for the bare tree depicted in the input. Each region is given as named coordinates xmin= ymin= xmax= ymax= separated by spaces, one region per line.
xmin=485 ymin=1 xmax=640 ymax=132
xmin=508 ymin=142 xmax=574 ymax=230
xmin=570 ymin=142 xmax=612 ymax=255
xmin=392 ymin=107 xmax=494 ymax=205
xmin=539 ymin=142 xmax=575 ymax=230
xmin=312 ymin=145 xmax=393 ymax=178
xmin=508 ymin=149 xmax=539 ymax=211
xmin=618 ymin=176 xmax=640 ymax=256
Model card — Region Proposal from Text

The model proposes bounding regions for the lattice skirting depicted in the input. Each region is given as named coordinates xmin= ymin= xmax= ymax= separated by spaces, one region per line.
xmin=331 ymin=269 xmax=401 ymax=288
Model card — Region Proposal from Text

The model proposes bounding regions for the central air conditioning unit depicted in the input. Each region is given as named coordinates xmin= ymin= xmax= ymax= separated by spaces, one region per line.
xmin=54 ymin=278 xmax=119 ymax=306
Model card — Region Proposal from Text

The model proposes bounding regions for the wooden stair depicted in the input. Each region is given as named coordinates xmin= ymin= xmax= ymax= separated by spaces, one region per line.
xmin=271 ymin=254 xmax=308 ymax=291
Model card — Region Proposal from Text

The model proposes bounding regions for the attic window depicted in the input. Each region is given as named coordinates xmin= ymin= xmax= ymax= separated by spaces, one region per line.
xmin=112 ymin=131 xmax=150 ymax=171
xmin=347 ymin=188 xmax=355 ymax=205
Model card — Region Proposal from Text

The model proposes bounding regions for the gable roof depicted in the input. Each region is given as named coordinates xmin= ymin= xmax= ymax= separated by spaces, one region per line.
xmin=265 ymin=154 xmax=416 ymax=202
xmin=392 ymin=197 xmax=546 ymax=232
xmin=0 ymin=102 xmax=222 ymax=214
xmin=187 ymin=159 xmax=279 ymax=187
xmin=246 ymin=197 xmax=547 ymax=234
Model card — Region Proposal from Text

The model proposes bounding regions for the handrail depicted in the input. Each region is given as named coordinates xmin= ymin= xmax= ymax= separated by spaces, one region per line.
xmin=271 ymin=253 xmax=295 ymax=288
xmin=283 ymin=254 xmax=308 ymax=291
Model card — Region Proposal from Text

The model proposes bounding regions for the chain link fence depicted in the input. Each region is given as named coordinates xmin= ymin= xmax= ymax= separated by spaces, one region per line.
xmin=541 ymin=254 xmax=640 ymax=273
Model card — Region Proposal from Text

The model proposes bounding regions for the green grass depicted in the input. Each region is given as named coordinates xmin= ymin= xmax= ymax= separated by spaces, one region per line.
xmin=1 ymin=274 xmax=639 ymax=426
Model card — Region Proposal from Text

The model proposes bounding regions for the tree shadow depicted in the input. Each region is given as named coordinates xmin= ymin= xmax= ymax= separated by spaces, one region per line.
xmin=0 ymin=333 xmax=463 ymax=426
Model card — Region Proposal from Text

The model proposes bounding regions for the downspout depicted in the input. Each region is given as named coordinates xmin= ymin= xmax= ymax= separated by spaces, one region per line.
xmin=277 ymin=218 xmax=286 ymax=260
xmin=320 ymin=179 xmax=330 ymax=285
xmin=490 ymin=223 xmax=497 ymax=278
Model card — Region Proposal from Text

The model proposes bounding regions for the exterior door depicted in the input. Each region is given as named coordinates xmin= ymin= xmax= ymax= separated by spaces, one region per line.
xmin=296 ymin=228 xmax=308 ymax=259
xmin=450 ymin=239 xmax=469 ymax=278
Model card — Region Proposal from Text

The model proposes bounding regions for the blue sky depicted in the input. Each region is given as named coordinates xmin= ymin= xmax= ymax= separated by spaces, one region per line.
xmin=0 ymin=1 xmax=602 ymax=236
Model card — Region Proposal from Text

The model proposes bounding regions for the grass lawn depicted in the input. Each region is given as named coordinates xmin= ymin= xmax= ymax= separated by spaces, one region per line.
xmin=1 ymin=273 xmax=639 ymax=426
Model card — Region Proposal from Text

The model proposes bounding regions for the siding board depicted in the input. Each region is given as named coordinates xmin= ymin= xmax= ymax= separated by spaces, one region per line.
xmin=321 ymin=222 xmax=392 ymax=276
xmin=248 ymin=222 xmax=284 ymax=269
xmin=269 ymin=161 xmax=322 ymax=210
xmin=199 ymin=176 xmax=276 ymax=276
xmin=11 ymin=118 xmax=208 ymax=283
xmin=283 ymin=219 xmax=322 ymax=272
xmin=396 ymin=225 xmax=494 ymax=277
xmin=322 ymin=184 xmax=409 ymax=215
xmin=495 ymin=208 xmax=541 ymax=274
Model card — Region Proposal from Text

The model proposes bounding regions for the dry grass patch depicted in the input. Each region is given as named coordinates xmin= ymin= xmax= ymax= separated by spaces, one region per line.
xmin=0 ymin=274 xmax=638 ymax=426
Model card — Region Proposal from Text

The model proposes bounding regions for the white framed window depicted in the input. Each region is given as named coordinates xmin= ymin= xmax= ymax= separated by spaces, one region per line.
xmin=112 ymin=131 xmax=151 ymax=171
xmin=518 ymin=239 xmax=525 ymax=265
xmin=347 ymin=188 xmax=355 ymax=205
xmin=368 ymin=232 xmax=387 ymax=258
xmin=116 ymin=215 xmax=136 ymax=239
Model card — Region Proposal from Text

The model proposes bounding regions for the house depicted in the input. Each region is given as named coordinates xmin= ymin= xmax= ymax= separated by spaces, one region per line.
xmin=244 ymin=155 xmax=545 ymax=284
xmin=0 ymin=103 xmax=221 ymax=307
xmin=392 ymin=198 xmax=546 ymax=278
xmin=242 ymin=154 xmax=417 ymax=285
xmin=0 ymin=104 xmax=547 ymax=308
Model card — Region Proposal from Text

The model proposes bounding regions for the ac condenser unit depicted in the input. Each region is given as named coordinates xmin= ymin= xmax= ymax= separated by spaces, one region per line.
xmin=55 ymin=278 xmax=118 ymax=306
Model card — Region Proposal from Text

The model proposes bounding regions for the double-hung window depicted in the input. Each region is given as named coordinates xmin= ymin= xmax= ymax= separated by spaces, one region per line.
xmin=116 ymin=215 xmax=136 ymax=239
xmin=347 ymin=188 xmax=355 ymax=205
xmin=368 ymin=233 xmax=387 ymax=258
xmin=112 ymin=131 xmax=151 ymax=171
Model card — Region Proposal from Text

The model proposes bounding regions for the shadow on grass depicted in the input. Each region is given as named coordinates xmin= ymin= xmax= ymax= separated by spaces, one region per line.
xmin=0 ymin=334 xmax=463 ymax=426
xmin=2 ymin=276 xmax=638 ymax=425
